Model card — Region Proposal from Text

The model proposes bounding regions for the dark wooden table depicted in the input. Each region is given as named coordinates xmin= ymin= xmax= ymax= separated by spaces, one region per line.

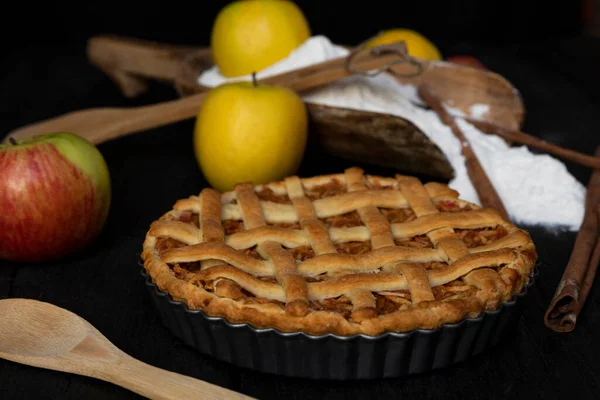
xmin=1 ymin=36 xmax=599 ymax=400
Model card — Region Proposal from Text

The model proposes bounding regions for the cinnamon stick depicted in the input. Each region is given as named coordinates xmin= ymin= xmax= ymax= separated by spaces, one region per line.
xmin=465 ymin=117 xmax=600 ymax=170
xmin=578 ymin=208 xmax=600 ymax=311
xmin=544 ymin=146 xmax=600 ymax=332
xmin=418 ymin=84 xmax=510 ymax=221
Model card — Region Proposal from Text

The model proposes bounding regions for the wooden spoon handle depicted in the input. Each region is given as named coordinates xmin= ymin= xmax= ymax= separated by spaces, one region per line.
xmin=106 ymin=355 xmax=253 ymax=400
xmin=87 ymin=35 xmax=211 ymax=97
xmin=6 ymin=46 xmax=402 ymax=145
xmin=465 ymin=117 xmax=600 ymax=169
xmin=7 ymin=92 xmax=208 ymax=145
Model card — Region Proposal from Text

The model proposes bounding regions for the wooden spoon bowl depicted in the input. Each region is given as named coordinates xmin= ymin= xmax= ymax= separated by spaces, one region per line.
xmin=0 ymin=298 xmax=253 ymax=400
xmin=0 ymin=299 xmax=88 ymax=357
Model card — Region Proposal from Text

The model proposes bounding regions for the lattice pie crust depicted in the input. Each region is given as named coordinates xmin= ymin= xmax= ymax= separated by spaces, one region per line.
xmin=142 ymin=167 xmax=537 ymax=336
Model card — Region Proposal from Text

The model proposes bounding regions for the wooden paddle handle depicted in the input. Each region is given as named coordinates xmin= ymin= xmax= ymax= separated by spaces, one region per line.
xmin=87 ymin=35 xmax=210 ymax=97
xmin=105 ymin=354 xmax=253 ymax=400
xmin=465 ymin=117 xmax=600 ymax=169
xmin=6 ymin=46 xmax=401 ymax=145
xmin=0 ymin=349 xmax=252 ymax=400
xmin=6 ymin=92 xmax=209 ymax=145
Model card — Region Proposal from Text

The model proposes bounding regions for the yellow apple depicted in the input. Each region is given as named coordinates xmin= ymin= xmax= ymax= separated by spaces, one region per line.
xmin=193 ymin=77 xmax=308 ymax=192
xmin=364 ymin=29 xmax=442 ymax=61
xmin=211 ymin=0 xmax=311 ymax=77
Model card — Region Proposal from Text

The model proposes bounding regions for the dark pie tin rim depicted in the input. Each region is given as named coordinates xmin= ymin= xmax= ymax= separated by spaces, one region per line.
xmin=138 ymin=261 xmax=543 ymax=348
xmin=141 ymin=265 xmax=537 ymax=339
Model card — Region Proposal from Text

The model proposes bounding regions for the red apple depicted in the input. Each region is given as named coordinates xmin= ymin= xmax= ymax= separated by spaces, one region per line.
xmin=446 ymin=55 xmax=487 ymax=70
xmin=0 ymin=132 xmax=111 ymax=262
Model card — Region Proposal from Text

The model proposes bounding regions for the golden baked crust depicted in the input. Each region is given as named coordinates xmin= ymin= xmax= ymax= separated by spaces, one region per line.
xmin=141 ymin=167 xmax=537 ymax=336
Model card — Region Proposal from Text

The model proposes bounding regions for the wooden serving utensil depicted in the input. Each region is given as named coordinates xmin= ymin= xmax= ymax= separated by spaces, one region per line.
xmin=85 ymin=35 xmax=525 ymax=131
xmin=464 ymin=118 xmax=600 ymax=169
xmin=84 ymin=35 xmax=600 ymax=173
xmin=87 ymin=35 xmax=600 ymax=171
xmin=5 ymin=41 xmax=414 ymax=145
xmin=0 ymin=298 xmax=253 ymax=400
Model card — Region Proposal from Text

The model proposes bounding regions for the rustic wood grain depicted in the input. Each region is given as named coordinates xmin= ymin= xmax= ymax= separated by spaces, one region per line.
xmin=87 ymin=35 xmax=213 ymax=98
xmin=465 ymin=118 xmax=600 ymax=169
xmin=306 ymin=104 xmax=454 ymax=178
xmin=0 ymin=299 xmax=253 ymax=400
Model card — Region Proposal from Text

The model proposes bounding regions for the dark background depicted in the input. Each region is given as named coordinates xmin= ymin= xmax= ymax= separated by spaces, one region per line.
xmin=0 ymin=1 xmax=590 ymax=49
xmin=1 ymin=1 xmax=600 ymax=399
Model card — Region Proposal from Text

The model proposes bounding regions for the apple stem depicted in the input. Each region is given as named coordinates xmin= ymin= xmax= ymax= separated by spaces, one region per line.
xmin=251 ymin=72 xmax=257 ymax=87
xmin=8 ymin=137 xmax=17 ymax=146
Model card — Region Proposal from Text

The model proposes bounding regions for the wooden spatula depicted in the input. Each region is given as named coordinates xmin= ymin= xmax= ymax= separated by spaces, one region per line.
xmin=4 ymin=42 xmax=413 ymax=145
xmin=0 ymin=298 xmax=253 ymax=400
xmin=86 ymin=36 xmax=600 ymax=171
xmin=85 ymin=35 xmax=525 ymax=130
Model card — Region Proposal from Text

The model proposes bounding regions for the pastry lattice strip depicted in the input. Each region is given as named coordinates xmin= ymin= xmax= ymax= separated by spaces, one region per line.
xmin=151 ymin=209 xmax=515 ymax=248
xmin=235 ymin=182 xmax=309 ymax=317
xmin=154 ymin=167 xmax=528 ymax=320
xmin=179 ymin=248 xmax=517 ymax=302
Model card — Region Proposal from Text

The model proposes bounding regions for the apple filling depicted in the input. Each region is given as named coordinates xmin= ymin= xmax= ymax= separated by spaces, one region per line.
xmin=156 ymin=180 xmax=508 ymax=322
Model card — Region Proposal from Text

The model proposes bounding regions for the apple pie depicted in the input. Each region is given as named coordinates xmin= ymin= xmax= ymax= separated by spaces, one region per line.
xmin=141 ymin=167 xmax=537 ymax=336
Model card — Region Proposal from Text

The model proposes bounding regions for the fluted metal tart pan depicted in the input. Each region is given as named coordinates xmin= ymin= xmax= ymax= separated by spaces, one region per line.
xmin=140 ymin=264 xmax=539 ymax=380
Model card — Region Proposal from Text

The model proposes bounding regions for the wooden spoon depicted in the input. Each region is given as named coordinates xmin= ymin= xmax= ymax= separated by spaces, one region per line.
xmin=86 ymin=35 xmax=525 ymax=131
xmin=0 ymin=298 xmax=253 ymax=400
xmin=4 ymin=43 xmax=409 ymax=145
xmin=85 ymin=35 xmax=600 ymax=172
